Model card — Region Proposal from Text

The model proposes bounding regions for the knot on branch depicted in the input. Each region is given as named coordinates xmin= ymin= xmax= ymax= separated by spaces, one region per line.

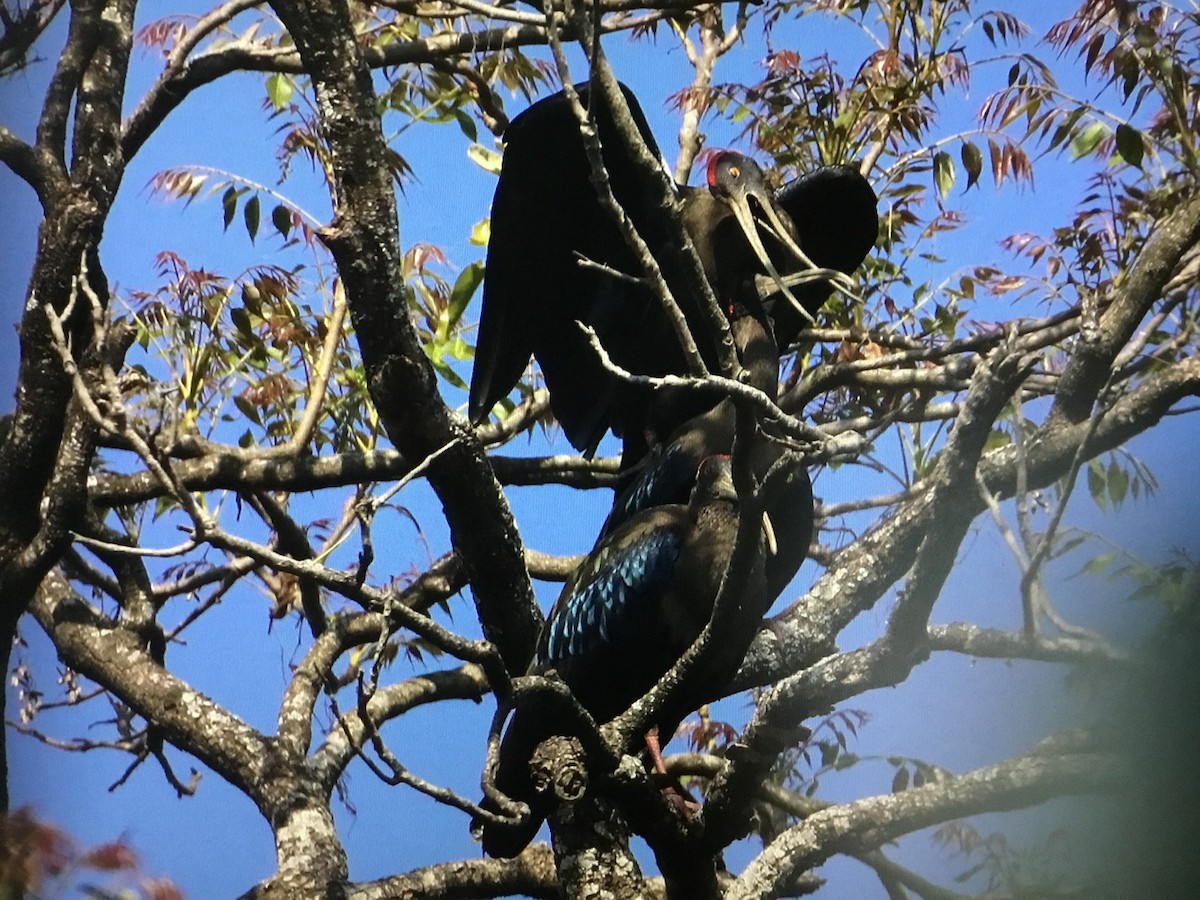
xmin=531 ymin=735 xmax=588 ymax=802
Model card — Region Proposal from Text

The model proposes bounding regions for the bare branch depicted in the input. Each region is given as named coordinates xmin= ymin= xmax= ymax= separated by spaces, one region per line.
xmin=290 ymin=280 xmax=347 ymax=452
xmin=312 ymin=663 xmax=488 ymax=788
xmin=546 ymin=15 xmax=710 ymax=379
xmin=1050 ymin=190 xmax=1200 ymax=425
xmin=0 ymin=0 xmax=66 ymax=76
xmin=345 ymin=845 xmax=558 ymax=900
xmin=88 ymin=444 xmax=618 ymax=508
xmin=928 ymin=622 xmax=1128 ymax=666
xmin=725 ymin=742 xmax=1121 ymax=900
xmin=30 ymin=569 xmax=273 ymax=800
xmin=199 ymin=0 xmax=542 ymax=671
xmin=735 ymin=354 xmax=1200 ymax=691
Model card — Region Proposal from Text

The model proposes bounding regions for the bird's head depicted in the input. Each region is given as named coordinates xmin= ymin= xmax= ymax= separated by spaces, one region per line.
xmin=706 ymin=151 xmax=772 ymax=203
xmin=705 ymin=150 xmax=819 ymax=328
xmin=692 ymin=453 xmax=778 ymax=555
xmin=693 ymin=453 xmax=737 ymax=505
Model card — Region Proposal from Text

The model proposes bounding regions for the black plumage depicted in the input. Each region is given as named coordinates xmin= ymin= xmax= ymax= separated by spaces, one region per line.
xmin=469 ymin=82 xmax=878 ymax=456
xmin=472 ymin=81 xmax=878 ymax=858
xmin=479 ymin=455 xmax=770 ymax=858
xmin=603 ymin=312 xmax=814 ymax=599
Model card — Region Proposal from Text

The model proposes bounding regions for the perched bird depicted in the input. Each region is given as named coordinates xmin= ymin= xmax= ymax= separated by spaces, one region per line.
xmin=470 ymin=82 xmax=878 ymax=457
xmin=603 ymin=309 xmax=814 ymax=600
xmin=478 ymin=455 xmax=777 ymax=858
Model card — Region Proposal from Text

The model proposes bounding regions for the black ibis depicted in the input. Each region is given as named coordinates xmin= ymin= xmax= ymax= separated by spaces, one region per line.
xmin=469 ymin=82 xmax=878 ymax=457
xmin=477 ymin=455 xmax=782 ymax=858
xmin=603 ymin=310 xmax=814 ymax=599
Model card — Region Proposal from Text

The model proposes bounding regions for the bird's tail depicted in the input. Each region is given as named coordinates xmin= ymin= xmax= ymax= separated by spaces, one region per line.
xmin=473 ymin=709 xmax=552 ymax=858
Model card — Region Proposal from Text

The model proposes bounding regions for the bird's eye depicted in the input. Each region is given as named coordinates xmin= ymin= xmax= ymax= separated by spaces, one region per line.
xmin=729 ymin=165 xmax=741 ymax=178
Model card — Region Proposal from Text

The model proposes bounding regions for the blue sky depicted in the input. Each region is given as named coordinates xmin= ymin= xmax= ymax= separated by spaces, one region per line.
xmin=3 ymin=2 xmax=1198 ymax=896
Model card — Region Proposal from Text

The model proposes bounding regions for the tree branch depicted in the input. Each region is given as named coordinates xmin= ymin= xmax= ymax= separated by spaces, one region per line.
xmin=344 ymin=844 xmax=557 ymax=900
xmin=928 ymin=622 xmax=1128 ymax=666
xmin=29 ymin=569 xmax=273 ymax=801
xmin=245 ymin=0 xmax=544 ymax=672
xmin=725 ymin=741 xmax=1121 ymax=900
xmin=87 ymin=446 xmax=618 ymax=507
xmin=734 ymin=353 xmax=1200 ymax=690
xmin=0 ymin=0 xmax=66 ymax=76
xmin=311 ymin=662 xmax=489 ymax=789
xmin=1050 ymin=189 xmax=1200 ymax=425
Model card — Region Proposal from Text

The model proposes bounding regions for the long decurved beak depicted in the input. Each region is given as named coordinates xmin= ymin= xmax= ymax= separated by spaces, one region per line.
xmin=761 ymin=509 xmax=778 ymax=556
xmin=724 ymin=185 xmax=818 ymax=326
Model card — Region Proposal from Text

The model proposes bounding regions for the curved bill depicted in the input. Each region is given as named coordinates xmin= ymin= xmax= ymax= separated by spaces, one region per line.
xmin=723 ymin=186 xmax=818 ymax=326
xmin=761 ymin=509 xmax=778 ymax=556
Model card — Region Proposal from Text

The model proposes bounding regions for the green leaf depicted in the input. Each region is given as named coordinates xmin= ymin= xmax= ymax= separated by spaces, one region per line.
xmin=449 ymin=336 xmax=473 ymax=360
xmin=819 ymin=741 xmax=838 ymax=768
xmin=983 ymin=428 xmax=1012 ymax=452
xmin=447 ymin=261 xmax=484 ymax=329
xmin=470 ymin=218 xmax=490 ymax=247
xmin=154 ymin=494 xmax=175 ymax=521
xmin=244 ymin=194 xmax=260 ymax=243
xmin=266 ymin=73 xmax=293 ymax=111
xmin=1081 ymin=551 xmax=1116 ymax=576
xmin=454 ymin=108 xmax=478 ymax=143
xmin=933 ymin=150 xmax=955 ymax=198
xmin=960 ymin=141 xmax=983 ymax=190
xmin=467 ymin=143 xmax=503 ymax=175
xmin=833 ymin=752 xmax=859 ymax=771
xmin=1108 ymin=459 xmax=1129 ymax=507
xmin=430 ymin=355 xmax=468 ymax=390
xmin=1071 ymin=121 xmax=1108 ymax=159
xmin=230 ymin=306 xmax=254 ymax=338
xmin=234 ymin=393 xmax=263 ymax=426
xmin=1087 ymin=459 xmax=1107 ymax=510
xmin=222 ymin=187 xmax=238 ymax=231
xmin=1115 ymin=123 xmax=1144 ymax=168
xmin=271 ymin=204 xmax=292 ymax=239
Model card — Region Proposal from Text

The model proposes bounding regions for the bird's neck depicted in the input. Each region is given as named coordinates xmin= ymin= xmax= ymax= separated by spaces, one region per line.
xmin=730 ymin=312 xmax=780 ymax=399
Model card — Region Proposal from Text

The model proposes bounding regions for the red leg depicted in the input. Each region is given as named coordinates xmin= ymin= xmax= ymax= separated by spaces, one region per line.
xmin=644 ymin=727 xmax=700 ymax=819
xmin=644 ymin=726 xmax=669 ymax=776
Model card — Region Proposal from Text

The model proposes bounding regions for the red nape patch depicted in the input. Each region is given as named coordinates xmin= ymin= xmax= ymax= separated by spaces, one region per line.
xmin=706 ymin=151 xmax=728 ymax=188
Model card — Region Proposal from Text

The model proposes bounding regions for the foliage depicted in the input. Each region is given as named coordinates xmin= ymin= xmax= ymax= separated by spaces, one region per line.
xmin=0 ymin=808 xmax=181 ymax=900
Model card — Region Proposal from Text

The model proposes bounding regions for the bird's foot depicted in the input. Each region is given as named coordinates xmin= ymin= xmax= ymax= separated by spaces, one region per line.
xmin=644 ymin=727 xmax=701 ymax=821
xmin=644 ymin=726 xmax=669 ymax=776
xmin=659 ymin=781 xmax=701 ymax=821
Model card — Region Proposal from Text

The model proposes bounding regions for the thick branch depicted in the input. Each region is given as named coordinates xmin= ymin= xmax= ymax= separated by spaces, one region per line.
xmin=1050 ymin=190 xmax=1200 ymax=424
xmin=0 ymin=125 xmax=56 ymax=204
xmin=265 ymin=0 xmax=540 ymax=670
xmin=122 ymin=9 xmax=666 ymax=162
xmin=735 ymin=353 xmax=1200 ymax=689
xmin=29 ymin=569 xmax=273 ymax=801
xmin=928 ymin=622 xmax=1129 ymax=666
xmin=345 ymin=845 xmax=559 ymax=900
xmin=87 ymin=447 xmax=618 ymax=507
xmin=725 ymin=743 xmax=1121 ymax=900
